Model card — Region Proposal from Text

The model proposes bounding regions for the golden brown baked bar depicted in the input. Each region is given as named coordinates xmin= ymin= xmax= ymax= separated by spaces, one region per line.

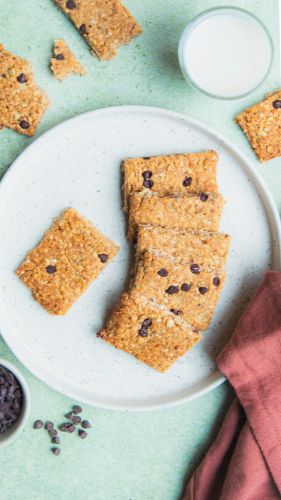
xmin=16 ymin=208 xmax=119 ymax=315
xmin=236 ymin=89 xmax=281 ymax=162
xmin=122 ymin=150 xmax=218 ymax=211
xmin=54 ymin=0 xmax=143 ymax=61
xmin=135 ymin=225 xmax=231 ymax=268
xmin=0 ymin=44 xmax=49 ymax=136
xmin=50 ymin=39 xmax=86 ymax=80
xmin=128 ymin=191 xmax=224 ymax=240
xmin=132 ymin=250 xmax=225 ymax=330
xmin=99 ymin=291 xmax=200 ymax=372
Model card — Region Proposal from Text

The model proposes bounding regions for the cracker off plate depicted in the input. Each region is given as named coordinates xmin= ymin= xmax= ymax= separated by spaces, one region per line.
xmin=0 ymin=106 xmax=279 ymax=411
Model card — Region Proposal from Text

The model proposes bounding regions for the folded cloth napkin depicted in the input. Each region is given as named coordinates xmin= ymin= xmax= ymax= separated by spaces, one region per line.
xmin=183 ymin=271 xmax=281 ymax=500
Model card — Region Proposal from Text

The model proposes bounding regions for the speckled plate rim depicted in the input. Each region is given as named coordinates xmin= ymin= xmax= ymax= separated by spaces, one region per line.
xmin=0 ymin=105 xmax=280 ymax=412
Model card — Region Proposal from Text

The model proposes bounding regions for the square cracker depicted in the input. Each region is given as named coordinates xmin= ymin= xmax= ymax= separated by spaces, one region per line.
xmin=54 ymin=0 xmax=143 ymax=60
xmin=132 ymin=249 xmax=226 ymax=330
xmin=122 ymin=150 xmax=218 ymax=211
xmin=99 ymin=291 xmax=200 ymax=372
xmin=16 ymin=208 xmax=119 ymax=315
xmin=0 ymin=44 xmax=49 ymax=136
xmin=236 ymin=89 xmax=281 ymax=162
xmin=128 ymin=191 xmax=224 ymax=240
xmin=135 ymin=225 xmax=231 ymax=268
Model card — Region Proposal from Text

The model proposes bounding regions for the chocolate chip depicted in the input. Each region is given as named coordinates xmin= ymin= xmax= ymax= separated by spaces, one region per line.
xmin=0 ymin=366 xmax=23 ymax=434
xmin=51 ymin=447 xmax=61 ymax=456
xmin=199 ymin=193 xmax=208 ymax=202
xmin=170 ymin=309 xmax=182 ymax=315
xmin=213 ymin=277 xmax=220 ymax=287
xmin=46 ymin=265 xmax=57 ymax=274
xmin=199 ymin=287 xmax=209 ymax=294
xmin=157 ymin=268 xmax=168 ymax=277
xmin=45 ymin=421 xmax=54 ymax=431
xmin=143 ymin=157 xmax=151 ymax=160
xmin=66 ymin=0 xmax=76 ymax=8
xmin=142 ymin=170 xmax=152 ymax=179
xmin=181 ymin=283 xmax=191 ymax=292
xmin=19 ymin=120 xmax=30 ymax=130
xmin=142 ymin=318 xmax=152 ymax=327
xmin=165 ymin=285 xmax=179 ymax=294
xmin=73 ymin=405 xmax=82 ymax=414
xmin=81 ymin=420 xmax=91 ymax=429
xmin=79 ymin=430 xmax=87 ymax=439
xmin=98 ymin=254 xmax=108 ymax=263
xmin=71 ymin=415 xmax=81 ymax=425
xmin=51 ymin=435 xmax=60 ymax=445
xmin=79 ymin=24 xmax=86 ymax=35
xmin=190 ymin=264 xmax=200 ymax=274
xmin=65 ymin=412 xmax=73 ymax=420
xmin=55 ymin=53 xmax=65 ymax=61
xmin=138 ymin=318 xmax=152 ymax=337
xmin=48 ymin=429 xmax=58 ymax=437
xmin=273 ymin=100 xmax=281 ymax=109
xmin=17 ymin=73 xmax=27 ymax=83
xmin=183 ymin=176 xmax=192 ymax=187
xmin=59 ymin=423 xmax=72 ymax=432
xmin=143 ymin=179 xmax=154 ymax=189
xmin=33 ymin=420 xmax=43 ymax=429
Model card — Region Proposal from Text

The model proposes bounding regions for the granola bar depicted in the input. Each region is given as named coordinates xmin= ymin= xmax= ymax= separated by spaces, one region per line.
xmin=16 ymin=208 xmax=119 ymax=315
xmin=50 ymin=39 xmax=86 ymax=80
xmin=122 ymin=150 xmax=218 ymax=211
xmin=0 ymin=44 xmax=49 ymax=136
xmin=54 ymin=0 xmax=143 ymax=60
xmin=99 ymin=291 xmax=200 ymax=372
xmin=236 ymin=89 xmax=281 ymax=162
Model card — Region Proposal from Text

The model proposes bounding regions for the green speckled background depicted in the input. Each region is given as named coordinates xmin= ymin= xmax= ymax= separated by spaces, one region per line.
xmin=0 ymin=1 xmax=279 ymax=499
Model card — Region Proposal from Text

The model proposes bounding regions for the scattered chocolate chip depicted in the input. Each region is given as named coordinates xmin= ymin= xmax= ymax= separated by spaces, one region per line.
xmin=143 ymin=179 xmax=154 ymax=189
xmin=68 ymin=424 xmax=76 ymax=433
xmin=181 ymin=283 xmax=191 ymax=292
xmin=51 ymin=435 xmax=60 ymax=445
xmin=46 ymin=265 xmax=57 ymax=274
xmin=73 ymin=405 xmax=82 ymax=414
xmin=19 ymin=120 xmax=30 ymax=130
xmin=142 ymin=170 xmax=152 ymax=179
xmin=79 ymin=429 xmax=87 ymax=439
xmin=17 ymin=73 xmax=27 ymax=83
xmin=51 ymin=447 xmax=61 ymax=456
xmin=157 ymin=268 xmax=168 ymax=277
xmin=81 ymin=420 xmax=91 ymax=429
xmin=33 ymin=420 xmax=43 ymax=429
xmin=65 ymin=412 xmax=73 ymax=420
xmin=59 ymin=422 xmax=71 ymax=432
xmin=66 ymin=0 xmax=76 ymax=8
xmin=48 ymin=429 xmax=58 ymax=437
xmin=199 ymin=193 xmax=208 ymax=202
xmin=273 ymin=100 xmax=281 ymax=109
xmin=190 ymin=264 xmax=200 ymax=274
xmin=170 ymin=309 xmax=182 ymax=315
xmin=199 ymin=287 xmax=209 ymax=294
xmin=138 ymin=318 xmax=152 ymax=337
xmin=55 ymin=53 xmax=65 ymax=61
xmin=213 ymin=277 xmax=220 ymax=287
xmin=70 ymin=415 xmax=81 ymax=425
xmin=183 ymin=176 xmax=192 ymax=187
xmin=98 ymin=254 xmax=108 ymax=263
xmin=143 ymin=157 xmax=151 ymax=160
xmin=79 ymin=24 xmax=86 ymax=35
xmin=45 ymin=421 xmax=54 ymax=431
xmin=165 ymin=285 xmax=179 ymax=294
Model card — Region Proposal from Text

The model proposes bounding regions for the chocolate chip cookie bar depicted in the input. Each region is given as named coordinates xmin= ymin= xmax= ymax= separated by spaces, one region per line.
xmin=16 ymin=208 xmax=119 ymax=315
xmin=54 ymin=0 xmax=143 ymax=61
xmin=0 ymin=44 xmax=49 ymax=136
xmin=236 ymin=89 xmax=281 ymax=162
xmin=50 ymin=39 xmax=86 ymax=80
xmin=128 ymin=191 xmax=224 ymax=240
xmin=99 ymin=291 xmax=200 ymax=372
xmin=132 ymin=250 xmax=225 ymax=330
xmin=135 ymin=225 xmax=231 ymax=268
xmin=122 ymin=150 xmax=218 ymax=211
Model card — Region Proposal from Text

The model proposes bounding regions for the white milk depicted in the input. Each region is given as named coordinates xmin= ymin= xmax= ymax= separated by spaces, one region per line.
xmin=181 ymin=12 xmax=272 ymax=98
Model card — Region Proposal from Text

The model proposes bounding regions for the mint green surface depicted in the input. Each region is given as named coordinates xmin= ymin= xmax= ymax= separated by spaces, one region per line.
xmin=0 ymin=1 xmax=280 ymax=499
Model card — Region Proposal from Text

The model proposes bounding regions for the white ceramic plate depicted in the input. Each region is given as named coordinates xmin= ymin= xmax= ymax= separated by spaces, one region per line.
xmin=0 ymin=106 xmax=280 ymax=411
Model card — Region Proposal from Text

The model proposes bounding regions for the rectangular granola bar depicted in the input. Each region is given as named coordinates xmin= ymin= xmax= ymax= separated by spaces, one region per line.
xmin=236 ymin=89 xmax=281 ymax=162
xmin=131 ymin=250 xmax=225 ymax=330
xmin=99 ymin=291 xmax=200 ymax=372
xmin=54 ymin=0 xmax=143 ymax=60
xmin=0 ymin=44 xmax=49 ymax=136
xmin=122 ymin=150 xmax=218 ymax=211
xmin=128 ymin=191 xmax=224 ymax=240
xmin=135 ymin=225 xmax=231 ymax=268
xmin=16 ymin=208 xmax=119 ymax=315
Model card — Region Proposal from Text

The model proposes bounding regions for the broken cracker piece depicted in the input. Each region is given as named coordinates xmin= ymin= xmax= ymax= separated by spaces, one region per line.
xmin=50 ymin=39 xmax=86 ymax=80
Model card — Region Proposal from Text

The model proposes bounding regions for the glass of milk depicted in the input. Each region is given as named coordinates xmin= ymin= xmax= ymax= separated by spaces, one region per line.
xmin=178 ymin=7 xmax=273 ymax=99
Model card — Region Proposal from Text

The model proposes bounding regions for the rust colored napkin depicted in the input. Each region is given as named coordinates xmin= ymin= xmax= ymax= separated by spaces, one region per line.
xmin=183 ymin=271 xmax=281 ymax=500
